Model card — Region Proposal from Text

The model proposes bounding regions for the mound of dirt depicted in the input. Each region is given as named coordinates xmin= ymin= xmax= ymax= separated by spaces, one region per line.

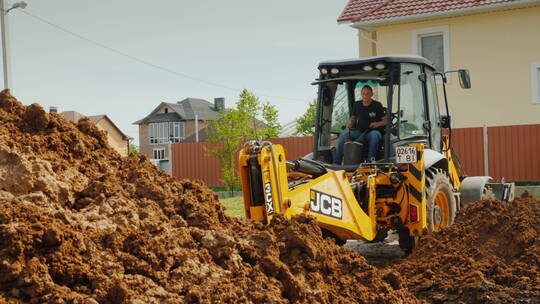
xmin=396 ymin=196 xmax=540 ymax=303
xmin=0 ymin=90 xmax=417 ymax=303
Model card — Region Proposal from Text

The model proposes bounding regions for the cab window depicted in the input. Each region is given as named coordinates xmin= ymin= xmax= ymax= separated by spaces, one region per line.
xmin=398 ymin=64 xmax=427 ymax=139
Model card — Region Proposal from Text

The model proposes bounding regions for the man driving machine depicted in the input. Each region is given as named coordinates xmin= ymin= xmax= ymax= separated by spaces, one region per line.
xmin=333 ymin=85 xmax=387 ymax=164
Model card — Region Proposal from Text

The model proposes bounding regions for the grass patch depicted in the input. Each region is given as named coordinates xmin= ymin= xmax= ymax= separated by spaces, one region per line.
xmin=220 ymin=196 xmax=245 ymax=217
xmin=211 ymin=186 xmax=242 ymax=192
xmin=516 ymin=181 xmax=540 ymax=186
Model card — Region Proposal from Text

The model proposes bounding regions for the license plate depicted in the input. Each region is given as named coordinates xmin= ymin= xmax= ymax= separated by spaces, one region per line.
xmin=395 ymin=146 xmax=417 ymax=163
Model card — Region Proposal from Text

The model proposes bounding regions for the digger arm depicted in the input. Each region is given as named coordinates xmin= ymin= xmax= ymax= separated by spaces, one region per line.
xmin=239 ymin=142 xmax=376 ymax=241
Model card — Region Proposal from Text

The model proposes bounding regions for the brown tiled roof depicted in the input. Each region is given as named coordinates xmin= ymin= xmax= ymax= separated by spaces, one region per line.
xmin=338 ymin=0 xmax=533 ymax=23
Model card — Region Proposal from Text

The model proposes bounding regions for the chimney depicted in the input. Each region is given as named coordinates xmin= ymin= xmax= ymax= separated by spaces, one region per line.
xmin=49 ymin=106 xmax=58 ymax=114
xmin=214 ymin=97 xmax=225 ymax=111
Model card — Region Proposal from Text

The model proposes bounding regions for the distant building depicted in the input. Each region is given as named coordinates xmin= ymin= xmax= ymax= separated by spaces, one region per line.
xmin=59 ymin=110 xmax=132 ymax=156
xmin=133 ymin=97 xmax=224 ymax=161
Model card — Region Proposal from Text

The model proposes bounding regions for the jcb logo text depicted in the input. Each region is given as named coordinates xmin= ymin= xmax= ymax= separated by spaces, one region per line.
xmin=310 ymin=190 xmax=342 ymax=219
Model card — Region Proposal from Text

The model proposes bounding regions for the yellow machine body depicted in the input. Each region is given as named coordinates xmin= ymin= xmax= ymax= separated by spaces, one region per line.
xmin=239 ymin=141 xmax=431 ymax=241
xmin=238 ymin=56 xmax=514 ymax=248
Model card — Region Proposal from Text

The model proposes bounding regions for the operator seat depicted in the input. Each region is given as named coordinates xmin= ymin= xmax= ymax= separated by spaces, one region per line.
xmin=342 ymin=132 xmax=386 ymax=166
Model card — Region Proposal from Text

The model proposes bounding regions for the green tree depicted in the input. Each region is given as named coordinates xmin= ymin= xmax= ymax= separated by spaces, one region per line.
xmin=207 ymin=89 xmax=281 ymax=192
xmin=295 ymin=98 xmax=317 ymax=136
xmin=128 ymin=143 xmax=140 ymax=157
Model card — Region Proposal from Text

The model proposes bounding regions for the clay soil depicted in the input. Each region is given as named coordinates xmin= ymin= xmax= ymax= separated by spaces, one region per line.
xmin=0 ymin=90 xmax=538 ymax=304
xmin=0 ymin=91 xmax=415 ymax=303
xmin=395 ymin=196 xmax=540 ymax=304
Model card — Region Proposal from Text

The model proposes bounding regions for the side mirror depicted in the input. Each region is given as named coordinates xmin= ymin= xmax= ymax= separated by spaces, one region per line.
xmin=458 ymin=69 xmax=471 ymax=89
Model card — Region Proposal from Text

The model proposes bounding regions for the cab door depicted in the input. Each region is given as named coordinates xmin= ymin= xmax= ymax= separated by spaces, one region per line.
xmin=397 ymin=63 xmax=428 ymax=140
xmin=425 ymin=68 xmax=442 ymax=152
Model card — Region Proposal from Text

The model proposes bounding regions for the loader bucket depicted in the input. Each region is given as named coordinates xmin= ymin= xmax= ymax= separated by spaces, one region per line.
xmin=460 ymin=176 xmax=515 ymax=205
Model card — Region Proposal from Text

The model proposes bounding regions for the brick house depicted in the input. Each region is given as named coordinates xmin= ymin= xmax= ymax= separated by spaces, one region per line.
xmin=59 ymin=110 xmax=132 ymax=156
xmin=133 ymin=97 xmax=224 ymax=160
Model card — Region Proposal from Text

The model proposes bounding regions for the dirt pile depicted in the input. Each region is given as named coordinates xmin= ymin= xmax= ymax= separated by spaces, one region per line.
xmin=0 ymin=90 xmax=416 ymax=303
xmin=396 ymin=196 xmax=540 ymax=303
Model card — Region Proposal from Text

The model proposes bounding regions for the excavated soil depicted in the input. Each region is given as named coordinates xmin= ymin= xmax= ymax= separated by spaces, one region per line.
xmin=395 ymin=195 xmax=540 ymax=303
xmin=2 ymin=90 xmax=539 ymax=303
xmin=0 ymin=90 xmax=416 ymax=303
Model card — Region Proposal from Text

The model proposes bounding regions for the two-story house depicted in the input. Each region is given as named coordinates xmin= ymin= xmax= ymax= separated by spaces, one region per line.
xmin=338 ymin=0 xmax=540 ymax=128
xmin=337 ymin=0 xmax=540 ymax=182
xmin=133 ymin=97 xmax=224 ymax=161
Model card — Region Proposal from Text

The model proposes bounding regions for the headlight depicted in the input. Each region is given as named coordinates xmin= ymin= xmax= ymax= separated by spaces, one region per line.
xmin=320 ymin=68 xmax=328 ymax=75
xmin=363 ymin=65 xmax=373 ymax=71
xmin=330 ymin=68 xmax=339 ymax=75
xmin=375 ymin=63 xmax=386 ymax=70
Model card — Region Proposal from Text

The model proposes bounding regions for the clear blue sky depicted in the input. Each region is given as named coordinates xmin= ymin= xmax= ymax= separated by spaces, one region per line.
xmin=6 ymin=0 xmax=357 ymax=145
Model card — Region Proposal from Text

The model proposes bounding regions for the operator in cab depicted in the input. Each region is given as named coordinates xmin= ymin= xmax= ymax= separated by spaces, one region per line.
xmin=333 ymin=85 xmax=387 ymax=164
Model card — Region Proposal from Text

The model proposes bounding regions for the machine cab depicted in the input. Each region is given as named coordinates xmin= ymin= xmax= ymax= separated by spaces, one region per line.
xmin=312 ymin=55 xmax=444 ymax=167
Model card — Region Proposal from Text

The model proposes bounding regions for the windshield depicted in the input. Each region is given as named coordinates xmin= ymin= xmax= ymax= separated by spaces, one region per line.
xmin=330 ymin=84 xmax=349 ymax=133
xmin=396 ymin=63 xmax=427 ymax=140
xmin=313 ymin=62 xmax=432 ymax=162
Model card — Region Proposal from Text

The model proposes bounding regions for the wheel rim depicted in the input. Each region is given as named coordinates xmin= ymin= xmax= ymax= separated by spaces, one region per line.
xmin=433 ymin=191 xmax=449 ymax=231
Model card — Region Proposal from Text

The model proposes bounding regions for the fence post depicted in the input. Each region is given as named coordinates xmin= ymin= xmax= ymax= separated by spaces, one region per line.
xmin=483 ymin=125 xmax=489 ymax=176
xmin=168 ymin=141 xmax=173 ymax=174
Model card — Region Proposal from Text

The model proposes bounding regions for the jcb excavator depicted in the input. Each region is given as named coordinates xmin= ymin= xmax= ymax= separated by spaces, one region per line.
xmin=238 ymin=55 xmax=514 ymax=252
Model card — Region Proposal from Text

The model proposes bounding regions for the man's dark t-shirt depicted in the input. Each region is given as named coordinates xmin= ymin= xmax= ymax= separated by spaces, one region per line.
xmin=352 ymin=100 xmax=386 ymax=133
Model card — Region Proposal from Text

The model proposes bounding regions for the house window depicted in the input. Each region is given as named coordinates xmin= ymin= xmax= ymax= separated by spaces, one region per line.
xmin=412 ymin=26 xmax=449 ymax=72
xmin=159 ymin=122 xmax=168 ymax=143
xmin=149 ymin=123 xmax=158 ymax=144
xmin=421 ymin=35 xmax=443 ymax=72
xmin=532 ymin=62 xmax=540 ymax=104
xmin=152 ymin=148 xmax=165 ymax=160
xmin=169 ymin=122 xmax=184 ymax=143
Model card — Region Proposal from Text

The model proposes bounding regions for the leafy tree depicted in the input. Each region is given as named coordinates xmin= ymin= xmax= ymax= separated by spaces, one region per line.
xmin=207 ymin=89 xmax=281 ymax=192
xmin=262 ymin=101 xmax=280 ymax=138
xmin=295 ymin=98 xmax=317 ymax=136
xmin=128 ymin=143 xmax=140 ymax=157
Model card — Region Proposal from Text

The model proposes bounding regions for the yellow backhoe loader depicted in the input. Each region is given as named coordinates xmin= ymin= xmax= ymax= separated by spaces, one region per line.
xmin=238 ymin=55 xmax=514 ymax=252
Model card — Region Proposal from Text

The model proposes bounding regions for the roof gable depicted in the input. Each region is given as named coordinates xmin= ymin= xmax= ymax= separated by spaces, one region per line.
xmin=338 ymin=0 xmax=540 ymax=24
xmin=171 ymin=98 xmax=219 ymax=121
xmin=133 ymin=102 xmax=182 ymax=124
xmin=133 ymin=98 xmax=219 ymax=125
xmin=86 ymin=115 xmax=132 ymax=140
xmin=147 ymin=112 xmax=182 ymax=123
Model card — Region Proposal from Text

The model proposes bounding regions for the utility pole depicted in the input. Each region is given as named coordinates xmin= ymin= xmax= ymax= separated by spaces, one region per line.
xmin=0 ymin=1 xmax=27 ymax=90
xmin=0 ymin=0 xmax=12 ymax=90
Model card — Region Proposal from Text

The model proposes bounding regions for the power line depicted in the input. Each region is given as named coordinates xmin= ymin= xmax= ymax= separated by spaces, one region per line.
xmin=19 ymin=9 xmax=308 ymax=102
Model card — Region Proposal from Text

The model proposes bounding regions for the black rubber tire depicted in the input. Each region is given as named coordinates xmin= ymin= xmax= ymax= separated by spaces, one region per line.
xmin=425 ymin=168 xmax=457 ymax=233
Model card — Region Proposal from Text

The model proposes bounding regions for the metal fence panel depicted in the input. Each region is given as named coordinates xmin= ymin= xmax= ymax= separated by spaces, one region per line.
xmin=451 ymin=127 xmax=485 ymax=177
xmin=171 ymin=126 xmax=540 ymax=186
xmin=171 ymin=136 xmax=314 ymax=187
xmin=488 ymin=124 xmax=540 ymax=182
